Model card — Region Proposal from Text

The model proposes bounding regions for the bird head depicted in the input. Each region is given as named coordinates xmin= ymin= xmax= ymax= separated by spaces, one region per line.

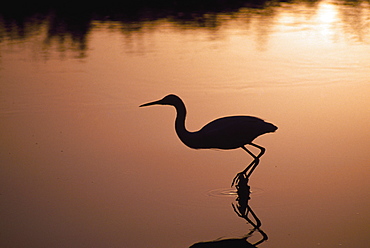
xmin=139 ymin=94 xmax=181 ymax=107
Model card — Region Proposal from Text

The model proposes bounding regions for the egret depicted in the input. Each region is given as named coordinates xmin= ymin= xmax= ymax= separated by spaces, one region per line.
xmin=140 ymin=94 xmax=277 ymax=186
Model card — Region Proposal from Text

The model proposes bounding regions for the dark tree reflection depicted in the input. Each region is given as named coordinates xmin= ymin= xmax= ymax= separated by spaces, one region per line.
xmin=0 ymin=0 xmax=368 ymax=56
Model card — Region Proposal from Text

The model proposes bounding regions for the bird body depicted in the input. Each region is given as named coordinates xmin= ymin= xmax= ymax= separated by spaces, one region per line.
xmin=188 ymin=115 xmax=276 ymax=150
xmin=140 ymin=94 xmax=277 ymax=185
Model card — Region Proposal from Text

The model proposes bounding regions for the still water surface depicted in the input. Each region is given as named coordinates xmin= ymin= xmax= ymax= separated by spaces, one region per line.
xmin=1 ymin=1 xmax=369 ymax=247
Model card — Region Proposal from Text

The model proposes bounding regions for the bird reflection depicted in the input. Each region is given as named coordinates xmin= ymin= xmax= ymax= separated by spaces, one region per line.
xmin=232 ymin=174 xmax=268 ymax=246
xmin=140 ymin=94 xmax=277 ymax=186
xmin=189 ymin=174 xmax=268 ymax=248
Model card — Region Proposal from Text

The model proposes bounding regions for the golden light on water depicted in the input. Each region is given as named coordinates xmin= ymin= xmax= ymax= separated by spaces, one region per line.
xmin=317 ymin=2 xmax=338 ymax=24
xmin=276 ymin=1 xmax=341 ymax=41
xmin=316 ymin=2 xmax=339 ymax=37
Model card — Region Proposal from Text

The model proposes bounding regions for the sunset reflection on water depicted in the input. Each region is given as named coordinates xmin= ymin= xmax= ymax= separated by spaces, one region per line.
xmin=1 ymin=1 xmax=369 ymax=247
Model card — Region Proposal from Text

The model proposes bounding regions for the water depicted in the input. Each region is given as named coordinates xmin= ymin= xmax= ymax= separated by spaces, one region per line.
xmin=1 ymin=1 xmax=369 ymax=247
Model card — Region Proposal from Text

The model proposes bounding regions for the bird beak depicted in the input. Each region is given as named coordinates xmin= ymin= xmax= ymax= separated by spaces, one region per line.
xmin=139 ymin=99 xmax=162 ymax=107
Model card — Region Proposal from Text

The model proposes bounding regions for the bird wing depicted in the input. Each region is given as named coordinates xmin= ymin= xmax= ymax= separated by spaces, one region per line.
xmin=195 ymin=116 xmax=266 ymax=148
xmin=199 ymin=116 xmax=264 ymax=134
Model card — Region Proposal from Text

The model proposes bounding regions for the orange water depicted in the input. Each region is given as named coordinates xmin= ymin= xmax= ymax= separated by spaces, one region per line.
xmin=1 ymin=1 xmax=369 ymax=247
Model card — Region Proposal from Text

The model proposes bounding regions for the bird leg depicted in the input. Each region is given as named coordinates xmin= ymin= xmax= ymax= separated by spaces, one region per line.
xmin=231 ymin=143 xmax=266 ymax=187
xmin=244 ymin=143 xmax=265 ymax=177
xmin=243 ymin=143 xmax=266 ymax=178
xmin=232 ymin=161 xmax=256 ymax=187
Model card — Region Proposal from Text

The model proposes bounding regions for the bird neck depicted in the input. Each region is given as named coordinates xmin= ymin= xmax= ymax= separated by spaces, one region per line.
xmin=173 ymin=101 xmax=194 ymax=147
xmin=174 ymin=101 xmax=187 ymax=133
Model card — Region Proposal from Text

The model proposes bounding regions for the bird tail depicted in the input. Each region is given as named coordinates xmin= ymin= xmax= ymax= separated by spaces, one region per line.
xmin=266 ymin=122 xmax=278 ymax=133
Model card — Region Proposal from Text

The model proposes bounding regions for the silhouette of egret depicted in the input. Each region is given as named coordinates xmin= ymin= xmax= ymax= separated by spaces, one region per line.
xmin=140 ymin=94 xmax=277 ymax=185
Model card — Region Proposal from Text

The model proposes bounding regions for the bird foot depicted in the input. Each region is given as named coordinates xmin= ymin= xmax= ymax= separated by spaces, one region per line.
xmin=231 ymin=172 xmax=249 ymax=187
